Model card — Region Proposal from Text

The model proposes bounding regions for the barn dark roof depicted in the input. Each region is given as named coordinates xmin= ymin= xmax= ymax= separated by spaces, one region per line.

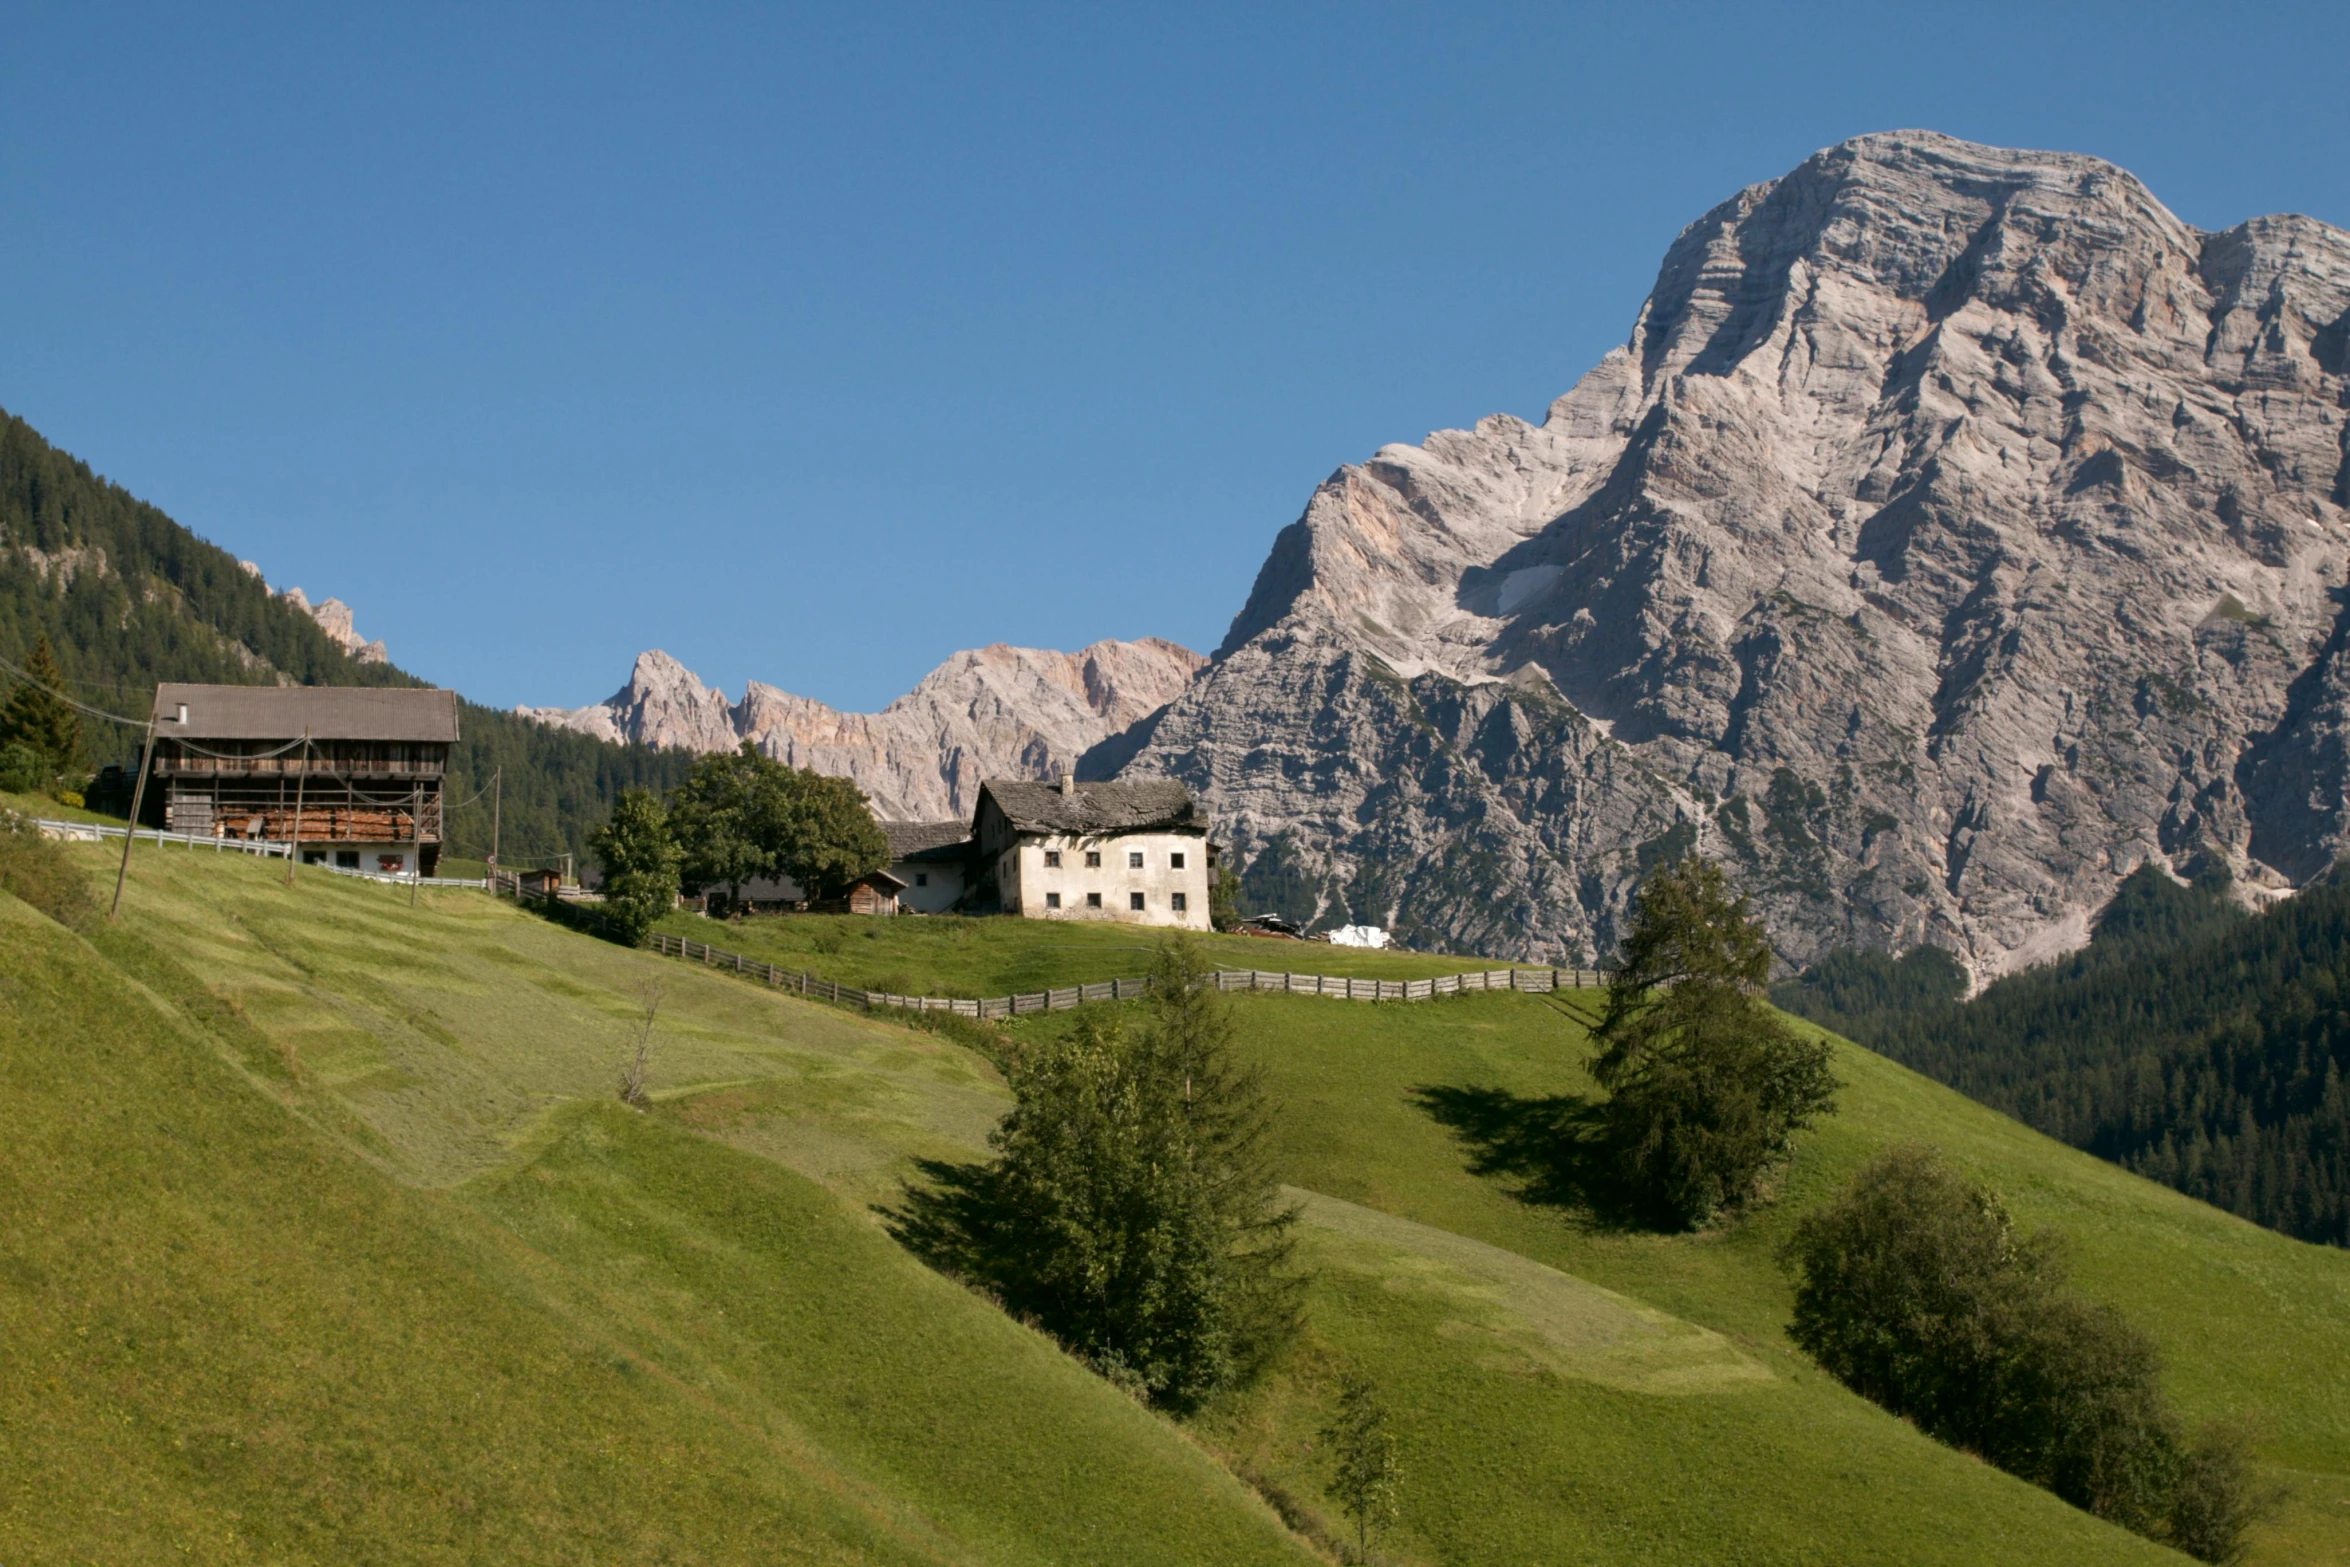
xmin=979 ymin=778 xmax=1202 ymax=835
xmin=152 ymin=683 xmax=461 ymax=743
xmin=883 ymin=820 xmax=974 ymax=861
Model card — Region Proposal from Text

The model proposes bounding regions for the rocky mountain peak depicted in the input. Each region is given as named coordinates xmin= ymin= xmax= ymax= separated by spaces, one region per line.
xmin=522 ymin=637 xmax=1203 ymax=820
xmin=1124 ymin=131 xmax=2350 ymax=973
xmin=278 ymin=585 xmax=389 ymax=665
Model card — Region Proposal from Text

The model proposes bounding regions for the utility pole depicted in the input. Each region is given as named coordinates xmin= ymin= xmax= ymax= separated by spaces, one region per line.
xmin=489 ymin=766 xmax=502 ymax=889
xmin=284 ymin=726 xmax=311 ymax=885
xmin=110 ymin=710 xmax=158 ymax=920
xmin=410 ymin=779 xmax=423 ymax=909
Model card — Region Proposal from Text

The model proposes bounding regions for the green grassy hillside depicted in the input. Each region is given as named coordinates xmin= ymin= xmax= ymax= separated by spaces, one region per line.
xmin=12 ymin=839 xmax=2350 ymax=1563
xmin=1104 ymin=990 xmax=2350 ymax=1565
xmin=650 ymin=908 xmax=1537 ymax=997
xmin=0 ymin=845 xmax=1316 ymax=1564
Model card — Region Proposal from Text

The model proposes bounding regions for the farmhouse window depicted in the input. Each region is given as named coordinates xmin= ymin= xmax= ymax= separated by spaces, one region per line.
xmin=1170 ymin=852 xmax=1186 ymax=870
xmin=1087 ymin=892 xmax=1102 ymax=908
xmin=335 ymin=850 xmax=359 ymax=869
xmin=1085 ymin=850 xmax=1101 ymax=868
xmin=1046 ymin=892 xmax=1062 ymax=909
xmin=914 ymin=873 xmax=928 ymax=887
xmin=1044 ymin=850 xmax=1061 ymax=868
xmin=1128 ymin=851 xmax=1144 ymax=869
xmin=1171 ymin=892 xmax=1188 ymax=912
xmin=378 ymin=855 xmax=403 ymax=874
xmin=1129 ymin=892 xmax=1146 ymax=911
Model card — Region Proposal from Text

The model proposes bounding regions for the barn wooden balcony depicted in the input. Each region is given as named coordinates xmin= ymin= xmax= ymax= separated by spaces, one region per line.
xmin=152 ymin=755 xmax=447 ymax=779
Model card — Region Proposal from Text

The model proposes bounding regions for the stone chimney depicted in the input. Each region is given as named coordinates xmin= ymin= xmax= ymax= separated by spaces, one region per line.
xmin=1059 ymin=772 xmax=1076 ymax=796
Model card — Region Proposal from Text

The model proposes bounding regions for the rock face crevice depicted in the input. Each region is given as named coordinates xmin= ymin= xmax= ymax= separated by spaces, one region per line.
xmin=1114 ymin=131 xmax=2350 ymax=972
xmin=522 ymin=638 xmax=1204 ymax=822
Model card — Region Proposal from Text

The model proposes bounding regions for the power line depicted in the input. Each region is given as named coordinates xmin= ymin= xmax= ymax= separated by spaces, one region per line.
xmin=0 ymin=652 xmax=150 ymax=728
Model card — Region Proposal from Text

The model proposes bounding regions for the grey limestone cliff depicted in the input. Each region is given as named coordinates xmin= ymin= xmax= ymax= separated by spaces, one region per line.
xmin=1110 ymin=131 xmax=2350 ymax=973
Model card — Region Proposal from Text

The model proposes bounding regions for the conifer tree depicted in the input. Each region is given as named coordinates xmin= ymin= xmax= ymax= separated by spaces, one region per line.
xmin=1322 ymin=1373 xmax=1401 ymax=1562
xmin=0 ymin=635 xmax=82 ymax=774
xmin=893 ymin=938 xmax=1301 ymax=1410
xmin=1592 ymin=855 xmax=1837 ymax=1226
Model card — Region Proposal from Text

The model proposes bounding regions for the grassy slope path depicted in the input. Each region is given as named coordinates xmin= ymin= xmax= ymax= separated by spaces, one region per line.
xmin=0 ymin=847 xmax=1316 ymax=1566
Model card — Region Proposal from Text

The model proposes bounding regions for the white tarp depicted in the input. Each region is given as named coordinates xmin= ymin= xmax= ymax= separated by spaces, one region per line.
xmin=1327 ymin=924 xmax=1391 ymax=949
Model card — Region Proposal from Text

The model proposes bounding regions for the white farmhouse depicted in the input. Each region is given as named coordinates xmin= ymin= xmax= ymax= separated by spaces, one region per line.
xmin=974 ymin=776 xmax=1211 ymax=928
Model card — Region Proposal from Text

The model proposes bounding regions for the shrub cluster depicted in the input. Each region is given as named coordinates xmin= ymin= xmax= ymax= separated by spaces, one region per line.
xmin=1784 ymin=1146 xmax=2267 ymax=1562
xmin=893 ymin=940 xmax=1302 ymax=1410
xmin=0 ymin=811 xmax=99 ymax=929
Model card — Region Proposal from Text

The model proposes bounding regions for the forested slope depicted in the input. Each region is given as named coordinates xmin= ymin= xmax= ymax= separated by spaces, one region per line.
xmin=0 ymin=406 xmax=692 ymax=863
xmin=1778 ymin=867 xmax=2350 ymax=1246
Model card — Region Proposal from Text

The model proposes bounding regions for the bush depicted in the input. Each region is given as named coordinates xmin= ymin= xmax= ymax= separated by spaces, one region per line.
xmin=1783 ymin=1146 xmax=2269 ymax=1561
xmin=0 ymin=742 xmax=49 ymax=796
xmin=1590 ymin=857 xmax=1836 ymax=1226
xmin=0 ymin=812 xmax=100 ymax=930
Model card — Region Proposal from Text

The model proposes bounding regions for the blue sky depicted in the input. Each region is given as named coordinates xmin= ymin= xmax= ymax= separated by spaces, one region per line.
xmin=4 ymin=2 xmax=2345 ymax=712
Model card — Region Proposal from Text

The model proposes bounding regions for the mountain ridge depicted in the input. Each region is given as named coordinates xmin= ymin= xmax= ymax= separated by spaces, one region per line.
xmin=1111 ymin=129 xmax=2350 ymax=970
xmin=521 ymin=638 xmax=1204 ymax=819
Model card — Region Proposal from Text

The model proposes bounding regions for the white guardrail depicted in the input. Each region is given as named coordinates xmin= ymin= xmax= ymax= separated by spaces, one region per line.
xmin=24 ymin=817 xmax=488 ymax=888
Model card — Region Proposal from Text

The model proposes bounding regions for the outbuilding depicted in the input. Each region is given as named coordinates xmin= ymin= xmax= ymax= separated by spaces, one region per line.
xmin=143 ymin=683 xmax=461 ymax=876
xmin=882 ymin=820 xmax=975 ymax=913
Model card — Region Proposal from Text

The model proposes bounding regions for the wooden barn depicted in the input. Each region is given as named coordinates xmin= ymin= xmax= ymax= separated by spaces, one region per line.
xmin=143 ymin=684 xmax=462 ymax=876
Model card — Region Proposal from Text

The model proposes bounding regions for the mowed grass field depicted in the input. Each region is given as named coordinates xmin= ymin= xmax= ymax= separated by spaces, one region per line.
xmin=650 ymin=906 xmax=1538 ymax=997
xmin=9 ymin=835 xmax=2349 ymax=1563
xmin=0 ymin=842 xmax=1313 ymax=1565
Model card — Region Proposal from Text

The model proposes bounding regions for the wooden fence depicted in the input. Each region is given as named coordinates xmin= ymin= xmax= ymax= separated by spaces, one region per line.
xmin=647 ymin=932 xmax=1601 ymax=1016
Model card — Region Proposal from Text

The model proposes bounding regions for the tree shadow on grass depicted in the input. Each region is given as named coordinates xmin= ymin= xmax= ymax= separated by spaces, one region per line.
xmin=1409 ymin=1083 xmax=1649 ymax=1231
xmin=883 ymin=1157 xmax=1008 ymax=1282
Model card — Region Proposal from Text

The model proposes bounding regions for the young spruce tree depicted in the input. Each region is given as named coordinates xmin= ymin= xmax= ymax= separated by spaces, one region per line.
xmin=0 ymin=636 xmax=83 ymax=779
xmin=1591 ymin=855 xmax=1836 ymax=1227
xmin=1322 ymin=1372 xmax=1402 ymax=1562
xmin=902 ymin=938 xmax=1301 ymax=1409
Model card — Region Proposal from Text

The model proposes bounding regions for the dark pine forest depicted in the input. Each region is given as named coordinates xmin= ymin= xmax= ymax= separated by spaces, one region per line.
xmin=0 ymin=406 xmax=696 ymax=866
xmin=1777 ymin=865 xmax=2350 ymax=1248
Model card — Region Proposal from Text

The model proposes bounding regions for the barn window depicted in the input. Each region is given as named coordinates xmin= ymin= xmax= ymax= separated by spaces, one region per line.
xmin=1127 ymin=851 xmax=1144 ymax=869
xmin=1170 ymin=852 xmax=1186 ymax=870
xmin=1044 ymin=850 xmax=1061 ymax=868
xmin=1086 ymin=892 xmax=1102 ymax=908
xmin=1171 ymin=892 xmax=1187 ymax=912
xmin=1129 ymin=892 xmax=1146 ymax=911
xmin=1085 ymin=850 xmax=1102 ymax=868
xmin=1046 ymin=892 xmax=1061 ymax=909
xmin=914 ymin=872 xmax=928 ymax=887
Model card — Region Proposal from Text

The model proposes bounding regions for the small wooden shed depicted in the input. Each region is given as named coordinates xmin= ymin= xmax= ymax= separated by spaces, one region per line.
xmin=843 ymin=868 xmax=908 ymax=916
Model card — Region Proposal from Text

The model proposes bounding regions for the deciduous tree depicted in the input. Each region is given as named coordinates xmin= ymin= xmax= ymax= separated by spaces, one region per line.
xmin=665 ymin=742 xmax=886 ymax=909
xmin=589 ymin=788 xmax=682 ymax=945
xmin=1784 ymin=1146 xmax=2269 ymax=1562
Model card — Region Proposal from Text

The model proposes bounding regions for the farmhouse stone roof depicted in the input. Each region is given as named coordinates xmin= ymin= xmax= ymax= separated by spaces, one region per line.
xmin=152 ymin=683 xmax=461 ymax=743
xmin=883 ymin=820 xmax=974 ymax=861
xmin=979 ymin=778 xmax=1203 ymax=836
